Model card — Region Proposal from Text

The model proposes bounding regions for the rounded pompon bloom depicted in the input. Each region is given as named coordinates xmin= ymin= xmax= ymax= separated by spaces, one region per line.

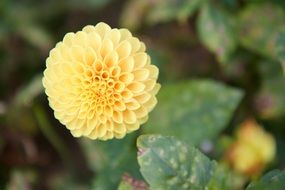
xmin=42 ymin=22 xmax=160 ymax=140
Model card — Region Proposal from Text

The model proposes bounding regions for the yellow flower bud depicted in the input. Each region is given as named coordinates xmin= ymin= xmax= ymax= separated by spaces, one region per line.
xmin=226 ymin=119 xmax=276 ymax=176
xmin=42 ymin=22 xmax=160 ymax=140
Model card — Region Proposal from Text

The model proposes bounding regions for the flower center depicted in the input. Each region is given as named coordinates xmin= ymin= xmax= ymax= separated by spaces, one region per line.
xmin=83 ymin=65 xmax=121 ymax=113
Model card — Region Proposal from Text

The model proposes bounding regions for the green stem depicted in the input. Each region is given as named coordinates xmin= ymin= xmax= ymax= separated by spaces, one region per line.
xmin=33 ymin=104 xmax=75 ymax=173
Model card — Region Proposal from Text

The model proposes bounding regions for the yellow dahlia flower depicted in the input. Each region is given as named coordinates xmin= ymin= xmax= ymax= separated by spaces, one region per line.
xmin=226 ymin=119 xmax=275 ymax=176
xmin=42 ymin=22 xmax=160 ymax=140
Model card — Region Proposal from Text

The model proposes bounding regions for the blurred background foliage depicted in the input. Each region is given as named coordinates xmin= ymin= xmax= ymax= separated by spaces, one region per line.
xmin=0 ymin=0 xmax=285 ymax=189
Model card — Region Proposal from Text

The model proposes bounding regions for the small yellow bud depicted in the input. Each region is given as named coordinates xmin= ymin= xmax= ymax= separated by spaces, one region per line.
xmin=226 ymin=119 xmax=276 ymax=177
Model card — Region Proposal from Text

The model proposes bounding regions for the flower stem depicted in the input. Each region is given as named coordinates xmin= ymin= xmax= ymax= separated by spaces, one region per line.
xmin=33 ymin=104 xmax=75 ymax=173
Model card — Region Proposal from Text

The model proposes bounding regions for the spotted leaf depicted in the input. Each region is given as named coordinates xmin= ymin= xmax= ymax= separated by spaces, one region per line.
xmin=246 ymin=170 xmax=285 ymax=190
xmin=143 ymin=80 xmax=243 ymax=145
xmin=137 ymin=135 xmax=233 ymax=190
xmin=238 ymin=3 xmax=285 ymax=59
xmin=197 ymin=3 xmax=237 ymax=63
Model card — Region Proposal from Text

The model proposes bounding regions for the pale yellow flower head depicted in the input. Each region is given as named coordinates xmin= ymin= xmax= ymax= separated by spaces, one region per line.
xmin=226 ymin=119 xmax=276 ymax=177
xmin=42 ymin=22 xmax=160 ymax=140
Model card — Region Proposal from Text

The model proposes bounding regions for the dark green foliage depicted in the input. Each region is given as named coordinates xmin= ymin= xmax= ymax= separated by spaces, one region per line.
xmin=247 ymin=170 xmax=285 ymax=190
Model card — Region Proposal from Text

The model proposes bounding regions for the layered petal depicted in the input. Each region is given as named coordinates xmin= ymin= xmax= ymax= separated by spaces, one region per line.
xmin=42 ymin=22 xmax=160 ymax=140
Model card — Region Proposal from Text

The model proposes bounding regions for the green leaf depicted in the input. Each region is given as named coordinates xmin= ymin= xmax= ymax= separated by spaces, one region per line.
xmin=19 ymin=25 xmax=53 ymax=50
xmin=146 ymin=0 xmax=206 ymax=24
xmin=143 ymin=80 xmax=243 ymax=145
xmin=276 ymin=29 xmax=285 ymax=73
xmin=121 ymin=0 xmax=206 ymax=28
xmin=137 ymin=135 xmax=233 ymax=190
xmin=80 ymin=134 xmax=142 ymax=190
xmin=255 ymin=60 xmax=285 ymax=118
xmin=14 ymin=75 xmax=44 ymax=107
xmin=220 ymin=0 xmax=238 ymax=8
xmin=197 ymin=3 xmax=237 ymax=63
xmin=238 ymin=3 xmax=285 ymax=59
xmin=147 ymin=48 xmax=172 ymax=83
xmin=5 ymin=75 xmax=44 ymax=135
xmin=247 ymin=170 xmax=285 ymax=190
